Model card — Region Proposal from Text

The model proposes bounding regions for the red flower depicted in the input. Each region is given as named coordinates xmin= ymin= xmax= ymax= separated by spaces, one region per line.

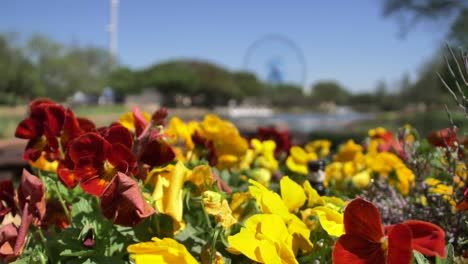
xmin=456 ymin=188 xmax=468 ymax=211
xmin=0 ymin=179 xmax=16 ymax=223
xmin=427 ymin=128 xmax=458 ymax=148
xmin=370 ymin=130 xmax=404 ymax=156
xmin=333 ymin=198 xmax=446 ymax=264
xmin=42 ymin=199 xmax=71 ymax=230
xmin=100 ymin=172 xmax=155 ymax=226
xmin=15 ymin=99 xmax=96 ymax=164
xmin=0 ymin=224 xmax=22 ymax=263
xmin=15 ymin=99 xmax=66 ymax=161
xmin=58 ymin=126 xmax=137 ymax=196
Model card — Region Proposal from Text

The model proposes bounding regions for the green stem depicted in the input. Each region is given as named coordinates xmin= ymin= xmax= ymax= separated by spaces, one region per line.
xmin=209 ymin=226 xmax=221 ymax=264
xmin=52 ymin=182 xmax=72 ymax=224
xmin=200 ymin=202 xmax=212 ymax=230
xmin=153 ymin=215 xmax=161 ymax=238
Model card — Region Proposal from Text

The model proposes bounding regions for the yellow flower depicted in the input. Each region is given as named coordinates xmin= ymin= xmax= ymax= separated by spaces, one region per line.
xmin=303 ymin=181 xmax=346 ymax=211
xmin=305 ymin=140 xmax=332 ymax=157
xmin=185 ymin=164 xmax=213 ymax=192
xmin=351 ymin=169 xmax=371 ymax=189
xmin=280 ymin=176 xmax=306 ymax=212
xmin=368 ymin=127 xmax=387 ymax=137
xmin=425 ymin=178 xmax=455 ymax=206
xmin=118 ymin=111 xmax=151 ymax=132
xmin=248 ymin=179 xmax=314 ymax=253
xmin=145 ymin=161 xmax=190 ymax=231
xmin=29 ymin=152 xmax=58 ymax=172
xmin=249 ymin=168 xmax=271 ymax=187
xmin=197 ymin=115 xmax=248 ymax=168
xmin=286 ymin=146 xmax=318 ymax=175
xmin=127 ymin=237 xmax=197 ymax=264
xmin=227 ymin=214 xmax=298 ymax=264
xmin=202 ymin=191 xmax=237 ymax=228
xmin=333 ymin=140 xmax=363 ymax=162
xmin=251 ymin=139 xmax=279 ymax=171
xmin=311 ymin=206 xmax=344 ymax=237
xmin=230 ymin=192 xmax=252 ymax=221
xmin=166 ymin=117 xmax=196 ymax=150
xmin=249 ymin=179 xmax=290 ymax=221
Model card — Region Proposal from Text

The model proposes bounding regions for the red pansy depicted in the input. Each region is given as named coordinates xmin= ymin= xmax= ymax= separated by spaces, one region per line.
xmin=100 ymin=172 xmax=155 ymax=226
xmin=333 ymin=198 xmax=446 ymax=264
xmin=60 ymin=131 xmax=137 ymax=196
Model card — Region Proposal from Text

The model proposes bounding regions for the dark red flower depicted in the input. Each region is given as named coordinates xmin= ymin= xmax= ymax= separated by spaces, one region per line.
xmin=257 ymin=126 xmax=292 ymax=157
xmin=42 ymin=199 xmax=70 ymax=230
xmin=17 ymin=170 xmax=46 ymax=225
xmin=456 ymin=188 xmax=468 ymax=211
xmin=59 ymin=131 xmax=137 ymax=196
xmin=192 ymin=132 xmax=217 ymax=166
xmin=0 ymin=224 xmax=22 ymax=263
xmin=427 ymin=128 xmax=459 ymax=148
xmin=333 ymin=198 xmax=446 ymax=264
xmin=137 ymin=129 xmax=175 ymax=168
xmin=152 ymin=107 xmax=168 ymax=126
xmin=100 ymin=172 xmax=155 ymax=226
xmin=15 ymin=99 xmax=66 ymax=161
xmin=0 ymin=179 xmax=16 ymax=223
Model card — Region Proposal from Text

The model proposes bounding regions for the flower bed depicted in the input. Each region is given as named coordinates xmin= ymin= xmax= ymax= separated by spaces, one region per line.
xmin=1 ymin=99 xmax=467 ymax=263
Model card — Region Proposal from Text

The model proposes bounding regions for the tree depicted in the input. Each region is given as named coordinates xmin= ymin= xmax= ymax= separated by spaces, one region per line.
xmin=232 ymin=71 xmax=266 ymax=97
xmin=382 ymin=0 xmax=467 ymax=46
xmin=310 ymin=81 xmax=350 ymax=105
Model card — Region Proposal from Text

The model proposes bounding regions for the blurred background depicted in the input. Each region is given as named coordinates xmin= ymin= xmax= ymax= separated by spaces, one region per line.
xmin=0 ymin=0 xmax=466 ymax=142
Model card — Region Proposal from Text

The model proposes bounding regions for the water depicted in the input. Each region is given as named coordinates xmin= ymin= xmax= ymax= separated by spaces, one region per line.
xmin=225 ymin=108 xmax=375 ymax=133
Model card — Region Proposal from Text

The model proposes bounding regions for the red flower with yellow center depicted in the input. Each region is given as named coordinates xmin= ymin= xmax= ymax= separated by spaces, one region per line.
xmin=58 ymin=124 xmax=137 ymax=196
xmin=333 ymin=198 xmax=446 ymax=264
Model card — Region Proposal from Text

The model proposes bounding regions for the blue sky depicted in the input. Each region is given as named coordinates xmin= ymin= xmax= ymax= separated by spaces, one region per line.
xmin=0 ymin=0 xmax=453 ymax=92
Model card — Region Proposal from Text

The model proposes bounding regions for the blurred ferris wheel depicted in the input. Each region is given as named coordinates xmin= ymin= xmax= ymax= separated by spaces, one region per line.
xmin=243 ymin=34 xmax=307 ymax=88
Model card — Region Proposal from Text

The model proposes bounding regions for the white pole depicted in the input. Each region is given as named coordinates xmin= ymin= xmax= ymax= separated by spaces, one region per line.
xmin=108 ymin=0 xmax=118 ymax=58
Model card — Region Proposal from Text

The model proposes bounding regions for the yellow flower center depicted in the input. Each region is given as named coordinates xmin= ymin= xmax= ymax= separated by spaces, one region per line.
xmin=102 ymin=160 xmax=117 ymax=182
xmin=380 ymin=236 xmax=388 ymax=252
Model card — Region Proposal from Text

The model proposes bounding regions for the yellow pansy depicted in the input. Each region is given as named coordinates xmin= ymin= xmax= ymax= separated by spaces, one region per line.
xmin=127 ymin=237 xmax=197 ymax=264
xmin=311 ymin=206 xmax=344 ymax=237
xmin=184 ymin=164 xmax=214 ymax=193
xmin=202 ymin=191 xmax=237 ymax=228
xmin=351 ymin=169 xmax=371 ymax=189
xmin=166 ymin=117 xmax=197 ymax=150
xmin=305 ymin=140 xmax=332 ymax=157
xmin=227 ymin=214 xmax=298 ymax=264
xmin=286 ymin=146 xmax=318 ymax=175
xmin=425 ymin=178 xmax=455 ymax=206
xmin=249 ymin=179 xmax=291 ymax=221
xmin=230 ymin=192 xmax=252 ymax=221
xmin=145 ymin=161 xmax=189 ymax=231
xmin=197 ymin=114 xmax=248 ymax=168
xmin=118 ymin=111 xmax=151 ymax=132
xmin=248 ymin=179 xmax=314 ymax=253
xmin=333 ymin=140 xmax=363 ymax=162
xmin=280 ymin=176 xmax=306 ymax=212
xmin=250 ymin=168 xmax=272 ymax=187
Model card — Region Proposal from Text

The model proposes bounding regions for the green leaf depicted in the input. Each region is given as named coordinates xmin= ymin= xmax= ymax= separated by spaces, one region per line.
xmin=437 ymin=244 xmax=454 ymax=264
xmin=413 ymin=250 xmax=430 ymax=264
xmin=60 ymin=249 xmax=95 ymax=257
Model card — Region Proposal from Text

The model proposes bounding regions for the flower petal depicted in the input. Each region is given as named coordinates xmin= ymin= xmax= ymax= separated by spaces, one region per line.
xmin=401 ymin=220 xmax=446 ymax=258
xmin=101 ymin=172 xmax=155 ymax=226
xmin=333 ymin=234 xmax=384 ymax=264
xmin=280 ymin=176 xmax=306 ymax=212
xmin=343 ymin=198 xmax=384 ymax=242
xmin=387 ymin=223 xmax=412 ymax=264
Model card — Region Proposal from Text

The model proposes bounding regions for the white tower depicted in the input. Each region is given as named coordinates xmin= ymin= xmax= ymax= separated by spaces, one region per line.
xmin=108 ymin=0 xmax=119 ymax=59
